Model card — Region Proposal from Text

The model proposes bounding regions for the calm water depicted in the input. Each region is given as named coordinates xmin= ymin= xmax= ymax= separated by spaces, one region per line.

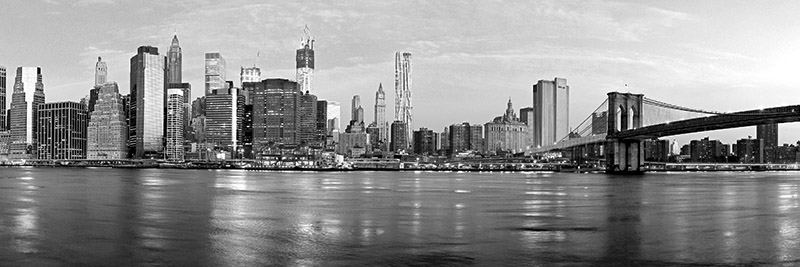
xmin=1 ymin=168 xmax=800 ymax=266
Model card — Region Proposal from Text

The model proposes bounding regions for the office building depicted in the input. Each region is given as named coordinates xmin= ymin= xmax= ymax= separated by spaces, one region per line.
xmin=9 ymin=67 xmax=45 ymax=159
xmin=413 ymin=128 xmax=436 ymax=155
xmin=37 ymin=101 xmax=88 ymax=159
xmin=297 ymin=91 xmax=318 ymax=146
xmin=166 ymin=88 xmax=184 ymax=161
xmin=167 ymin=35 xmax=182 ymax=84
xmin=532 ymin=77 xmax=569 ymax=147
xmin=390 ymin=121 xmax=408 ymax=153
xmin=168 ymin=83 xmax=192 ymax=142
xmin=757 ymin=123 xmax=778 ymax=163
xmin=366 ymin=123 xmax=381 ymax=151
xmin=129 ymin=46 xmax=166 ymax=159
xmin=204 ymin=52 xmax=226 ymax=95
xmin=484 ymin=99 xmax=528 ymax=154
xmin=448 ymin=123 xmax=471 ymax=155
xmin=736 ymin=138 xmax=764 ymax=164
xmin=395 ymin=52 xmax=413 ymax=149
xmin=297 ymin=27 xmax=314 ymax=94
xmin=95 ymin=57 xmax=107 ymax=86
xmin=206 ymin=86 xmax=245 ymax=157
xmin=374 ymin=83 xmax=388 ymax=150
xmin=519 ymin=107 xmax=534 ymax=147
xmin=0 ymin=66 xmax=6 ymax=131
xmin=87 ymin=82 xmax=127 ymax=159
xmin=252 ymin=79 xmax=298 ymax=146
xmin=315 ymin=100 xmax=328 ymax=147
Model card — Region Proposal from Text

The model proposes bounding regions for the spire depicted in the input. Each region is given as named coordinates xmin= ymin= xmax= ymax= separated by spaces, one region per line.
xmin=97 ymin=56 xmax=102 ymax=62
xmin=171 ymin=34 xmax=180 ymax=47
xmin=377 ymin=83 xmax=384 ymax=93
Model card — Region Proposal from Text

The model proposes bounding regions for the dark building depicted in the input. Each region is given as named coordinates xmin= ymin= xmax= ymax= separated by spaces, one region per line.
xmin=253 ymin=79 xmax=299 ymax=146
xmin=366 ymin=123 xmax=381 ymax=151
xmin=643 ymin=139 xmax=670 ymax=162
xmin=316 ymin=100 xmax=328 ymax=147
xmin=297 ymin=92 xmax=318 ymax=146
xmin=757 ymin=123 xmax=778 ymax=163
xmin=88 ymin=86 xmax=99 ymax=114
xmin=0 ymin=66 xmax=5 ymax=131
xmin=242 ymin=104 xmax=253 ymax=158
xmin=37 ymin=101 xmax=88 ymax=159
xmin=448 ymin=122 xmax=471 ymax=155
xmin=413 ymin=128 xmax=436 ymax=155
xmin=390 ymin=121 xmax=408 ymax=152
xmin=205 ymin=87 xmax=245 ymax=154
xmin=775 ymin=144 xmax=797 ymax=164
xmin=129 ymin=45 xmax=166 ymax=159
xmin=736 ymin=138 xmax=764 ymax=164
xmin=690 ymin=137 xmax=725 ymax=162
xmin=591 ymin=111 xmax=608 ymax=135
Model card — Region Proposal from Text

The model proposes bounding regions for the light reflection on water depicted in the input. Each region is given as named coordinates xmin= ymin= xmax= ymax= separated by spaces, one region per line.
xmin=3 ymin=169 xmax=800 ymax=265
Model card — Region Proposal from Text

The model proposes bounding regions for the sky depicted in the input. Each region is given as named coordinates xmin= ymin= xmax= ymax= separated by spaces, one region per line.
xmin=3 ymin=0 xmax=800 ymax=148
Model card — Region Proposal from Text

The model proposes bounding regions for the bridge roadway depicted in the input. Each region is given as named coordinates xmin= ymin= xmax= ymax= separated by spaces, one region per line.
xmin=530 ymin=105 xmax=800 ymax=154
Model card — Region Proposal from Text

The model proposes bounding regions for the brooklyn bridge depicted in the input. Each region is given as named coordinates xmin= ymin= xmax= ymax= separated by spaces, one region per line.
xmin=529 ymin=92 xmax=800 ymax=174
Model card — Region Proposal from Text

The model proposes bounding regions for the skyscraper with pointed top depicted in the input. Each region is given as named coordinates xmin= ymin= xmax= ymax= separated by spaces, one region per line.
xmin=374 ymin=83 xmax=388 ymax=150
xmin=167 ymin=35 xmax=182 ymax=84
xmin=95 ymin=57 xmax=107 ymax=86
xmin=296 ymin=26 xmax=314 ymax=94
xmin=394 ymin=52 xmax=413 ymax=149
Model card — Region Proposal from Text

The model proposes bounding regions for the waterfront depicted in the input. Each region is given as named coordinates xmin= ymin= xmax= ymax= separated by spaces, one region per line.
xmin=1 ymin=168 xmax=800 ymax=266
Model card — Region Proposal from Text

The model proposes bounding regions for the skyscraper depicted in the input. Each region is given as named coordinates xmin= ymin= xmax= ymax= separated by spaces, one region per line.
xmin=205 ymin=52 xmax=226 ymax=95
xmin=206 ymin=86 xmax=244 ymax=157
xmin=532 ymin=77 xmax=569 ymax=147
xmin=296 ymin=26 xmax=314 ymax=94
xmin=757 ymin=122 xmax=778 ymax=163
xmin=87 ymin=82 xmax=127 ymax=159
xmin=95 ymin=57 xmax=107 ymax=86
xmin=297 ymin=92 xmax=318 ymax=145
xmin=37 ymin=101 xmax=88 ymax=159
xmin=167 ymin=35 xmax=182 ymax=84
xmin=166 ymin=88 xmax=184 ymax=161
xmin=394 ymin=52 xmax=413 ymax=149
xmin=351 ymin=95 xmax=361 ymax=122
xmin=0 ymin=66 xmax=6 ymax=131
xmin=253 ymin=79 xmax=299 ymax=146
xmin=413 ymin=128 xmax=436 ymax=155
xmin=374 ymin=83 xmax=388 ymax=150
xmin=327 ymin=101 xmax=341 ymax=135
xmin=390 ymin=121 xmax=408 ymax=153
xmin=9 ymin=67 xmax=45 ymax=159
xmin=130 ymin=46 xmax=166 ymax=159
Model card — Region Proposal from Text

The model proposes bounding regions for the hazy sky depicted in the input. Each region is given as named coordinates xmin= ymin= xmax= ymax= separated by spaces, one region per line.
xmin=3 ymin=0 xmax=800 ymax=147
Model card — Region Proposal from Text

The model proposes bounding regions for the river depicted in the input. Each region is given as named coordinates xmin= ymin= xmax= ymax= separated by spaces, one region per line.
xmin=0 ymin=168 xmax=799 ymax=266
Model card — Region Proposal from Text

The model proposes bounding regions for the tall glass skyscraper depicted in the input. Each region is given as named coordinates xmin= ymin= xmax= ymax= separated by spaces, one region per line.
xmin=394 ymin=52 xmax=413 ymax=149
xmin=296 ymin=27 xmax=314 ymax=94
xmin=130 ymin=46 xmax=166 ymax=159
xmin=204 ymin=52 xmax=226 ymax=96
xmin=9 ymin=67 xmax=45 ymax=159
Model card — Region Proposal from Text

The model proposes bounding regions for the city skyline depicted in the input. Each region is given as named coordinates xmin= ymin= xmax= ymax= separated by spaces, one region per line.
xmin=3 ymin=1 xmax=800 ymax=147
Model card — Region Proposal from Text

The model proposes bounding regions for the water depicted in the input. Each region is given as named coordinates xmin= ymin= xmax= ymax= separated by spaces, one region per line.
xmin=1 ymin=168 xmax=799 ymax=266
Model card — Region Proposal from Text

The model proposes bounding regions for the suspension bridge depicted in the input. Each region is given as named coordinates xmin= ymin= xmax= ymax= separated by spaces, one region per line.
xmin=529 ymin=92 xmax=800 ymax=174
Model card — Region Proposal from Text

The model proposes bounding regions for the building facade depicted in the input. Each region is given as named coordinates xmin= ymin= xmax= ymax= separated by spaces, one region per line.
xmin=37 ymin=101 xmax=87 ymax=159
xmin=0 ymin=66 xmax=5 ymax=131
xmin=241 ymin=66 xmax=261 ymax=84
xmin=757 ymin=123 xmax=778 ymax=163
xmin=532 ymin=77 xmax=569 ymax=147
xmin=736 ymin=138 xmax=764 ymax=163
xmin=204 ymin=52 xmax=226 ymax=96
xmin=413 ymin=128 xmax=436 ymax=155
xmin=130 ymin=46 xmax=166 ymax=159
xmin=206 ymin=87 xmax=245 ymax=157
xmin=390 ymin=121 xmax=408 ymax=153
xmin=484 ymin=99 xmax=528 ymax=154
xmin=95 ymin=57 xmax=107 ymax=86
xmin=252 ymin=79 xmax=299 ymax=147
xmin=394 ymin=52 xmax=413 ymax=149
xmin=9 ymin=67 xmax=45 ymax=159
xmin=87 ymin=82 xmax=127 ymax=159
xmin=374 ymin=83 xmax=388 ymax=150
xmin=167 ymin=35 xmax=182 ymax=84
xmin=166 ymin=88 xmax=184 ymax=161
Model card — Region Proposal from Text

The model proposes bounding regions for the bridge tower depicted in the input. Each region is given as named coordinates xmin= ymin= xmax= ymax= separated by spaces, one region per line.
xmin=606 ymin=92 xmax=645 ymax=174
